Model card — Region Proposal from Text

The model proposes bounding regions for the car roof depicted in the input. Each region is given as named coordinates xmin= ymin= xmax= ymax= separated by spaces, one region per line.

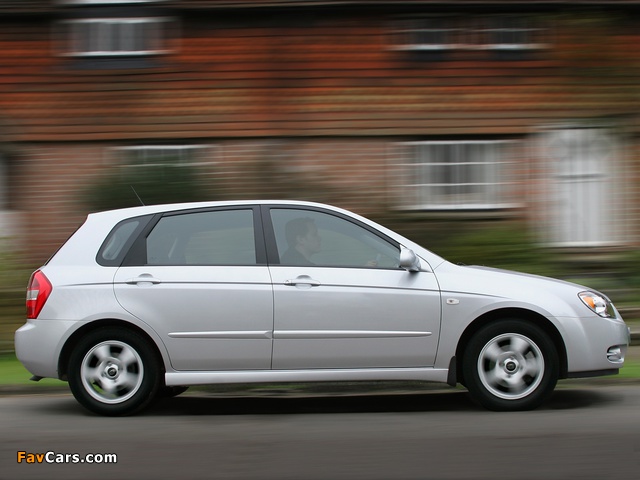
xmin=88 ymin=200 xmax=342 ymax=221
xmin=52 ymin=199 xmax=448 ymax=270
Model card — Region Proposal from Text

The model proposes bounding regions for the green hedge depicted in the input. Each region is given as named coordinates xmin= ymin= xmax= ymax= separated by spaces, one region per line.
xmin=84 ymin=163 xmax=214 ymax=211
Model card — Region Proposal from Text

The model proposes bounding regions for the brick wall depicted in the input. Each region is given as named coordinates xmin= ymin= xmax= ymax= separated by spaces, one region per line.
xmin=2 ymin=5 xmax=640 ymax=263
xmin=8 ymin=139 xmax=391 ymax=263
xmin=7 ymin=132 xmax=639 ymax=265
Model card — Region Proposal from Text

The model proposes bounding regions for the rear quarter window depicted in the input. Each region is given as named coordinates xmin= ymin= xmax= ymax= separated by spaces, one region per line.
xmin=97 ymin=215 xmax=153 ymax=266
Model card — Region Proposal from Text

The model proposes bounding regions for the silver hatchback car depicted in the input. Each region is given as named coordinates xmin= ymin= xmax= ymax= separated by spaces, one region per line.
xmin=15 ymin=201 xmax=630 ymax=415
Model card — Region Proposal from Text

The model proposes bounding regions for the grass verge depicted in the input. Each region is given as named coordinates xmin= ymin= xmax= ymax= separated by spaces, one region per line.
xmin=618 ymin=360 xmax=640 ymax=379
xmin=0 ymin=354 xmax=67 ymax=388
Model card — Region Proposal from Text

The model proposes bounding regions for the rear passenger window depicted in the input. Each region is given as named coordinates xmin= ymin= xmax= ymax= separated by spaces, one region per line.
xmin=146 ymin=209 xmax=256 ymax=266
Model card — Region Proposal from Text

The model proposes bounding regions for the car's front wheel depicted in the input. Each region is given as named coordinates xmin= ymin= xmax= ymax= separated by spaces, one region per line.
xmin=68 ymin=328 xmax=160 ymax=416
xmin=157 ymin=386 xmax=189 ymax=398
xmin=463 ymin=319 xmax=559 ymax=411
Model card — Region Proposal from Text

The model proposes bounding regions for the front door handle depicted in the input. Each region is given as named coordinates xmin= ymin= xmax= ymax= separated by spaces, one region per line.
xmin=126 ymin=274 xmax=162 ymax=285
xmin=284 ymin=275 xmax=321 ymax=287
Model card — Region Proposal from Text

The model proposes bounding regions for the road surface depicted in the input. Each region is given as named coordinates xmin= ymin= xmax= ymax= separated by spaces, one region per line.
xmin=2 ymin=384 xmax=639 ymax=480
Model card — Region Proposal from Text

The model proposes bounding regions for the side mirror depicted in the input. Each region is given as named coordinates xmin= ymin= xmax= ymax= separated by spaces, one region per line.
xmin=399 ymin=247 xmax=421 ymax=272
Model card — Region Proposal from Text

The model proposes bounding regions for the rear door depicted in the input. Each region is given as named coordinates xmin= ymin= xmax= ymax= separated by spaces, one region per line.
xmin=113 ymin=206 xmax=274 ymax=371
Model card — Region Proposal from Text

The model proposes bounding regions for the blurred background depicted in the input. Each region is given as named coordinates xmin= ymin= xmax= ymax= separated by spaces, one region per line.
xmin=1 ymin=0 xmax=639 ymax=353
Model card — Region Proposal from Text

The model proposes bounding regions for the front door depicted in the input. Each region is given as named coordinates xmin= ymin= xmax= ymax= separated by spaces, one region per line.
xmin=265 ymin=207 xmax=441 ymax=370
xmin=543 ymin=127 xmax=621 ymax=246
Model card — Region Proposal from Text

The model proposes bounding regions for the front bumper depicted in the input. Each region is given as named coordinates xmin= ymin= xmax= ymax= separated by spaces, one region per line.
xmin=562 ymin=314 xmax=630 ymax=376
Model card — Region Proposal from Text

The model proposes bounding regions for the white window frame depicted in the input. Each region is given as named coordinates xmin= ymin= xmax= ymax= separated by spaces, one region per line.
xmin=57 ymin=1 xmax=168 ymax=5
xmin=112 ymin=145 xmax=214 ymax=168
xmin=59 ymin=17 xmax=173 ymax=57
xmin=478 ymin=16 xmax=548 ymax=51
xmin=393 ymin=17 xmax=461 ymax=52
xmin=0 ymin=154 xmax=6 ymax=211
xmin=400 ymin=140 xmax=518 ymax=211
xmin=393 ymin=15 xmax=549 ymax=53
xmin=0 ymin=154 xmax=17 ymax=244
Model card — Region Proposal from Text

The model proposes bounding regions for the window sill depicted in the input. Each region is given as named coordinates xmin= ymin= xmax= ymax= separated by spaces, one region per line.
xmin=396 ymin=205 xmax=524 ymax=221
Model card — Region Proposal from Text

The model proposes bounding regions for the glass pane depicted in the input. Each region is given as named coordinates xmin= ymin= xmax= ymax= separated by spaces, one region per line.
xmin=270 ymin=209 xmax=400 ymax=269
xmin=147 ymin=210 xmax=256 ymax=265
xmin=100 ymin=219 xmax=141 ymax=262
xmin=410 ymin=141 xmax=510 ymax=208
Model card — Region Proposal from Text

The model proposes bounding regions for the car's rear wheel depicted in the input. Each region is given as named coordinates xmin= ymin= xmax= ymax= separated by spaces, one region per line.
xmin=463 ymin=319 xmax=559 ymax=411
xmin=68 ymin=328 xmax=160 ymax=416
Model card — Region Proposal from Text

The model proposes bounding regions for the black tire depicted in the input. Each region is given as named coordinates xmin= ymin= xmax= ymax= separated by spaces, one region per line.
xmin=68 ymin=328 xmax=160 ymax=416
xmin=462 ymin=319 xmax=559 ymax=411
xmin=157 ymin=386 xmax=189 ymax=398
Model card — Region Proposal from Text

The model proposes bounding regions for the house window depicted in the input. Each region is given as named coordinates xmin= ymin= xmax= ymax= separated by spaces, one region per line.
xmin=55 ymin=0 xmax=176 ymax=65
xmin=60 ymin=1 xmax=166 ymax=4
xmin=401 ymin=141 xmax=517 ymax=211
xmin=393 ymin=15 xmax=548 ymax=59
xmin=393 ymin=17 xmax=459 ymax=53
xmin=0 ymin=154 xmax=14 ymax=244
xmin=106 ymin=145 xmax=214 ymax=206
xmin=113 ymin=145 xmax=211 ymax=167
xmin=482 ymin=16 xmax=545 ymax=51
xmin=60 ymin=17 xmax=172 ymax=57
xmin=0 ymin=155 xmax=6 ymax=211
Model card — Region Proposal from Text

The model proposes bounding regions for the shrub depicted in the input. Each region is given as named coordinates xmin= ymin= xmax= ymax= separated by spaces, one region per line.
xmin=433 ymin=223 xmax=558 ymax=276
xmin=84 ymin=163 xmax=212 ymax=211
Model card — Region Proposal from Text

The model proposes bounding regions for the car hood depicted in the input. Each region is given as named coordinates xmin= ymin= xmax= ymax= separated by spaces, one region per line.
xmin=432 ymin=261 xmax=602 ymax=318
xmin=464 ymin=265 xmax=593 ymax=292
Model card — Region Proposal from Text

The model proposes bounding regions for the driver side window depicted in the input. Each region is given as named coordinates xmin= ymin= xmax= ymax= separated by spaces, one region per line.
xmin=270 ymin=209 xmax=400 ymax=268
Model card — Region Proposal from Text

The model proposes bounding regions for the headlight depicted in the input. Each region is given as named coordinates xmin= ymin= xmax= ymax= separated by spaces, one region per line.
xmin=579 ymin=291 xmax=614 ymax=318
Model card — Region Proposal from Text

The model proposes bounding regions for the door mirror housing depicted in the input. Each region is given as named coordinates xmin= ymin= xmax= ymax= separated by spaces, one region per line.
xmin=399 ymin=247 xmax=421 ymax=272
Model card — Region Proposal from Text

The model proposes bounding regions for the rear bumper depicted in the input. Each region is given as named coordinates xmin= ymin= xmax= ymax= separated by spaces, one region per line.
xmin=14 ymin=319 xmax=76 ymax=380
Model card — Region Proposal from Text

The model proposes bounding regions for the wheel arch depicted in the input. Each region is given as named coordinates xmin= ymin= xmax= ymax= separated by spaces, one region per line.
xmin=58 ymin=319 xmax=165 ymax=382
xmin=455 ymin=307 xmax=568 ymax=386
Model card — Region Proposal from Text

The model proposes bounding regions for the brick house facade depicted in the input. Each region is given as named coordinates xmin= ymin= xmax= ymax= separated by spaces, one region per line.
xmin=0 ymin=0 xmax=639 ymax=263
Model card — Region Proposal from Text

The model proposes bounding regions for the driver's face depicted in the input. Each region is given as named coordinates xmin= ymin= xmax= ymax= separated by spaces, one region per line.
xmin=300 ymin=223 xmax=321 ymax=254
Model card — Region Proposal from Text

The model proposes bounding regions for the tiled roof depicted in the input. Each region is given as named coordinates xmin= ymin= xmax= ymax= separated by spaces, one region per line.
xmin=0 ymin=3 xmax=639 ymax=140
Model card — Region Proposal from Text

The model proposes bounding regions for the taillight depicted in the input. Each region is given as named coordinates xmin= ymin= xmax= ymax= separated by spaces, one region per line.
xmin=26 ymin=270 xmax=53 ymax=319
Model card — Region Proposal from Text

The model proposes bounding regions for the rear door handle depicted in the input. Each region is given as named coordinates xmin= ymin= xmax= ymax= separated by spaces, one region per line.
xmin=126 ymin=274 xmax=161 ymax=285
xmin=284 ymin=275 xmax=321 ymax=287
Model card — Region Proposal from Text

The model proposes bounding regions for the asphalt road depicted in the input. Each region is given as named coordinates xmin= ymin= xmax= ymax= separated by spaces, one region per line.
xmin=2 ymin=383 xmax=639 ymax=480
